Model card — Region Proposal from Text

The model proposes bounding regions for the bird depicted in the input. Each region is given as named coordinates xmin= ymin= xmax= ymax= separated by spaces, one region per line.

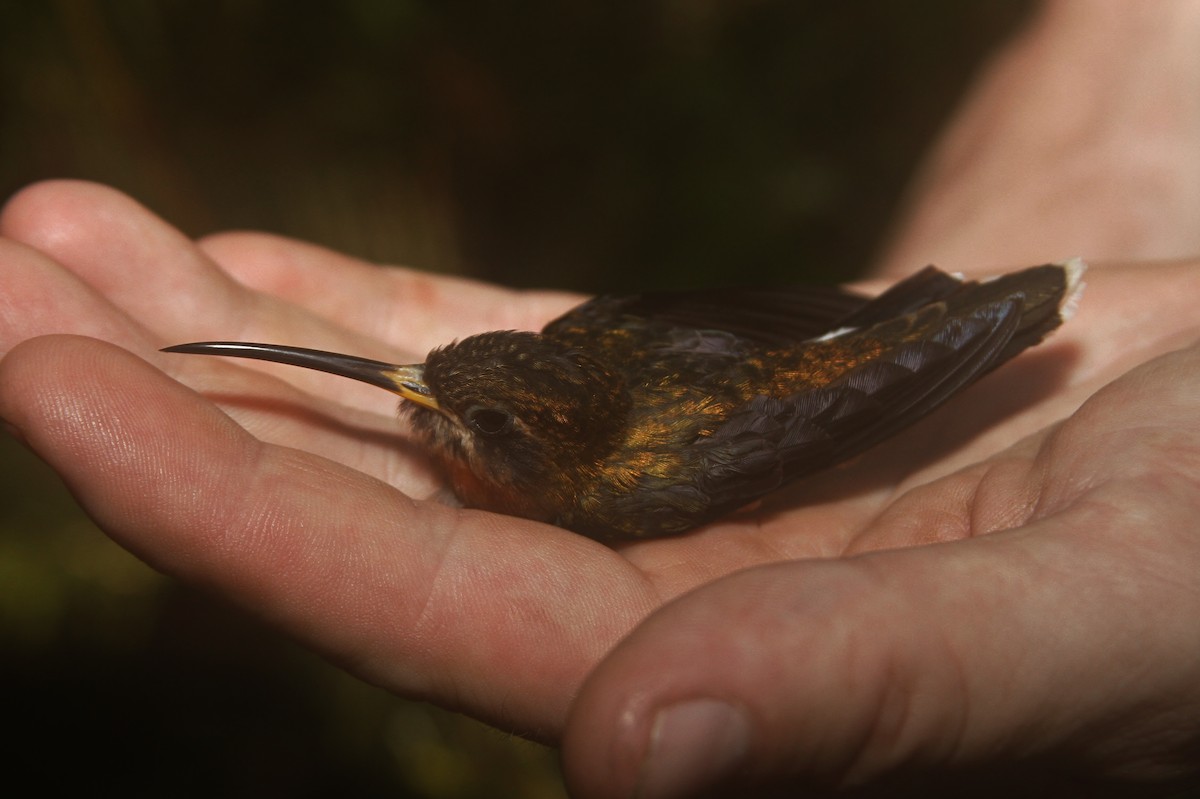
xmin=163 ymin=259 xmax=1084 ymax=540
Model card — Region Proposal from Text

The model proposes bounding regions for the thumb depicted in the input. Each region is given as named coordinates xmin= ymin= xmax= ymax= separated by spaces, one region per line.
xmin=561 ymin=532 xmax=1196 ymax=798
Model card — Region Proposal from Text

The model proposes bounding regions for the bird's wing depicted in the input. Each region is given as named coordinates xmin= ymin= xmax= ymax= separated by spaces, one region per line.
xmin=693 ymin=298 xmax=1026 ymax=517
xmin=541 ymin=265 xmax=1004 ymax=347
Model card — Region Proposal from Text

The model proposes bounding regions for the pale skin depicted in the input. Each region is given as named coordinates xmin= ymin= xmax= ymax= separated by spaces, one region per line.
xmin=2 ymin=1 xmax=1200 ymax=796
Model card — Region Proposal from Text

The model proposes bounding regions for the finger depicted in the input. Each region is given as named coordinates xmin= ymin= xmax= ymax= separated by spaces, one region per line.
xmin=1 ymin=181 xmax=423 ymax=403
xmin=0 ymin=335 xmax=656 ymax=735
xmin=199 ymin=230 xmax=582 ymax=354
xmin=0 ymin=236 xmax=156 ymax=354
xmin=1 ymin=180 xmax=253 ymax=339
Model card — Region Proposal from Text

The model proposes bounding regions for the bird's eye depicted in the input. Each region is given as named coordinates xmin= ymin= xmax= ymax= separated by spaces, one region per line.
xmin=466 ymin=405 xmax=514 ymax=436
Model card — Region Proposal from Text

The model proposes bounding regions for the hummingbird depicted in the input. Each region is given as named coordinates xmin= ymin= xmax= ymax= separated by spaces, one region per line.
xmin=164 ymin=260 xmax=1084 ymax=540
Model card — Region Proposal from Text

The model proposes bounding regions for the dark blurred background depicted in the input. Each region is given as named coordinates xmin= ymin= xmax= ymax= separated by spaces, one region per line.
xmin=1 ymin=2 xmax=1034 ymax=796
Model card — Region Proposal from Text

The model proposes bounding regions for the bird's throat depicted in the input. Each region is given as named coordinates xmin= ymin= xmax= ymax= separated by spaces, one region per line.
xmin=440 ymin=455 xmax=550 ymax=523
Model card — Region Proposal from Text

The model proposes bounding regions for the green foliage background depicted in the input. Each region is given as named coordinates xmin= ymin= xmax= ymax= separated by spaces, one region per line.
xmin=1 ymin=2 xmax=1031 ymax=795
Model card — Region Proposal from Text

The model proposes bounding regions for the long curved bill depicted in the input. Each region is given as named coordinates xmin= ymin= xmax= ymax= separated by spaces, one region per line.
xmin=161 ymin=341 xmax=438 ymax=410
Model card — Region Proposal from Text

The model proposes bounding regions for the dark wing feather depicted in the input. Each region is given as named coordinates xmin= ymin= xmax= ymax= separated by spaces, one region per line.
xmin=543 ymin=285 xmax=872 ymax=347
xmin=690 ymin=299 xmax=1024 ymax=520
xmin=838 ymin=263 xmax=1072 ymax=351
xmin=815 ymin=301 xmax=1022 ymax=466
xmin=833 ymin=265 xmax=964 ymax=328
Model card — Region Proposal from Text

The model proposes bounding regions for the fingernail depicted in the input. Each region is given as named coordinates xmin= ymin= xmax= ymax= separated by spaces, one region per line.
xmin=636 ymin=699 xmax=750 ymax=799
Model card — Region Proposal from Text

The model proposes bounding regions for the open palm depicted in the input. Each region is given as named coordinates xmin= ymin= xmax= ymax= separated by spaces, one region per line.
xmin=3 ymin=182 xmax=1200 ymax=789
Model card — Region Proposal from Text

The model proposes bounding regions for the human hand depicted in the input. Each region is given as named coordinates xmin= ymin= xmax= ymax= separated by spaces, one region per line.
xmin=2 ymin=181 xmax=1199 ymax=793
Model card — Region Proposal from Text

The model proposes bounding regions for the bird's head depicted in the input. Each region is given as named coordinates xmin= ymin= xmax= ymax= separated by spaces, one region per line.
xmin=163 ymin=332 xmax=630 ymax=516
